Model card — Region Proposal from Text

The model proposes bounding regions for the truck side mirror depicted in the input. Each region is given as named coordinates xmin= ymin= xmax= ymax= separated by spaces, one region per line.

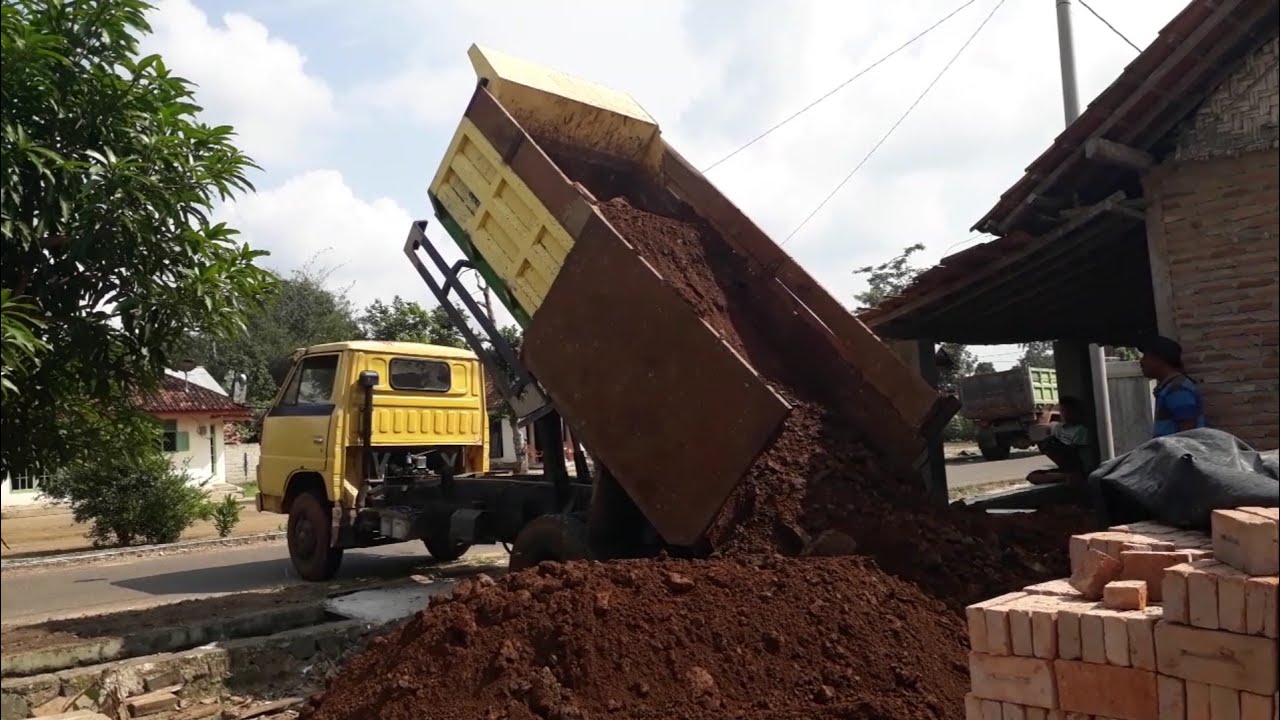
xmin=359 ymin=370 xmax=380 ymax=389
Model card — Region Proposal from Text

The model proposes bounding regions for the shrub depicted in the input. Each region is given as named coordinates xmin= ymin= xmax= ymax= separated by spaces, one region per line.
xmin=942 ymin=414 xmax=978 ymax=443
xmin=211 ymin=494 xmax=242 ymax=537
xmin=41 ymin=448 xmax=213 ymax=547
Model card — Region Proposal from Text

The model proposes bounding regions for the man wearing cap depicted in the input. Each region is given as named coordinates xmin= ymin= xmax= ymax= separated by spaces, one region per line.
xmin=1139 ymin=336 xmax=1207 ymax=437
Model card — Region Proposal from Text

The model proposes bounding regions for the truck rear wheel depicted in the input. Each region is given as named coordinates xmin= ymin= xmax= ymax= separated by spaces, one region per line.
xmin=978 ymin=436 xmax=1012 ymax=461
xmin=287 ymin=492 xmax=344 ymax=581
xmin=423 ymin=533 xmax=471 ymax=563
xmin=508 ymin=513 xmax=593 ymax=571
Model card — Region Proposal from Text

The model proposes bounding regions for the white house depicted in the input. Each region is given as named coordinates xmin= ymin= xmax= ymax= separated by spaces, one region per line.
xmin=1 ymin=367 xmax=252 ymax=508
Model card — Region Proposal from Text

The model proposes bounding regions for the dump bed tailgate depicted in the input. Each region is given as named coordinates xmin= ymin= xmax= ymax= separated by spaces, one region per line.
xmin=426 ymin=45 xmax=958 ymax=545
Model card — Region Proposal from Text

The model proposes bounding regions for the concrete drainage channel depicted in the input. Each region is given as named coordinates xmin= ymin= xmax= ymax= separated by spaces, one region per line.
xmin=0 ymin=579 xmax=457 ymax=720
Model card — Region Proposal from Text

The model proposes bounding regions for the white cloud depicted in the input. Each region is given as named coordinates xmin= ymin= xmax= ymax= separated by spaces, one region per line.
xmin=217 ymin=170 xmax=501 ymax=328
xmin=178 ymin=0 xmax=1185 ymax=364
xmin=143 ymin=0 xmax=337 ymax=171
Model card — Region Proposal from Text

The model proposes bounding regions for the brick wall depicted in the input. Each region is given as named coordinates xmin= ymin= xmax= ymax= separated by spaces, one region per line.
xmin=1174 ymin=36 xmax=1279 ymax=161
xmin=225 ymin=443 xmax=260 ymax=485
xmin=1144 ymin=149 xmax=1280 ymax=449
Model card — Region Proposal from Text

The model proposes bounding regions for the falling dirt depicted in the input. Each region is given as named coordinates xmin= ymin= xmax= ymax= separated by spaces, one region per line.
xmin=303 ymin=160 xmax=1096 ymax=720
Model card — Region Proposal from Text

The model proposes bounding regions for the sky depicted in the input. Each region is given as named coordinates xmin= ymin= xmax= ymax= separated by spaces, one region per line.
xmin=141 ymin=0 xmax=1188 ymax=369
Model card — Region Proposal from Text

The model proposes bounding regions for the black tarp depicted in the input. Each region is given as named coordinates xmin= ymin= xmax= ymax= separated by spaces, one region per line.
xmin=1089 ymin=428 xmax=1279 ymax=530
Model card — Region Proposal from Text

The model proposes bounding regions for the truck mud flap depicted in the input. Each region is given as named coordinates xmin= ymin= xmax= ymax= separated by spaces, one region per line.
xmin=522 ymin=212 xmax=791 ymax=546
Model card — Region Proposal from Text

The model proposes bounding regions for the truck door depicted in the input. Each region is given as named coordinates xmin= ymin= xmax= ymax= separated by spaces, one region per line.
xmin=260 ymin=353 xmax=342 ymax=490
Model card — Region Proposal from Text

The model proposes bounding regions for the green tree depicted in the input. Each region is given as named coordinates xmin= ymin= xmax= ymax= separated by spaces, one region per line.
xmin=974 ymin=361 xmax=996 ymax=375
xmin=1019 ymin=341 xmax=1056 ymax=368
xmin=173 ymin=262 xmax=360 ymax=403
xmin=1 ymin=0 xmax=275 ymax=478
xmin=359 ymin=296 xmax=465 ymax=348
xmin=0 ymin=290 xmax=46 ymax=400
xmin=853 ymin=242 xmax=926 ymax=309
xmin=488 ymin=324 xmax=529 ymax=472
xmin=854 ymin=244 xmax=981 ymax=388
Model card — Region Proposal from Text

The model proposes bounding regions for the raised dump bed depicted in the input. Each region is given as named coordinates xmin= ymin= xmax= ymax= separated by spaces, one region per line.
xmin=425 ymin=45 xmax=957 ymax=547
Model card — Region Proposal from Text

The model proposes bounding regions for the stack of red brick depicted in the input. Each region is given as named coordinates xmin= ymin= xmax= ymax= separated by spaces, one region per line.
xmin=964 ymin=507 xmax=1278 ymax=720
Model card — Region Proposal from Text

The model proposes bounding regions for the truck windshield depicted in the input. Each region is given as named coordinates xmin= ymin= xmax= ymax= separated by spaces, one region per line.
xmin=389 ymin=358 xmax=451 ymax=392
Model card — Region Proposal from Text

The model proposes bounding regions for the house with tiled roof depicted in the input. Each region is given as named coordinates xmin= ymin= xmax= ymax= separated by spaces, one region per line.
xmin=1 ymin=367 xmax=253 ymax=508
xmin=861 ymin=0 xmax=1278 ymax=486
xmin=134 ymin=370 xmax=253 ymax=487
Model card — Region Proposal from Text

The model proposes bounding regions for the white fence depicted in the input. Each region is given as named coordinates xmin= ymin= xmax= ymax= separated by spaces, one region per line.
xmin=225 ymin=443 xmax=260 ymax=486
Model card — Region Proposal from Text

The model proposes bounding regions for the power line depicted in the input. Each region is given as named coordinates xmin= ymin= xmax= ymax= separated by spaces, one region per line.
xmin=1078 ymin=0 xmax=1141 ymax=52
xmin=781 ymin=0 xmax=1008 ymax=247
xmin=701 ymin=0 xmax=978 ymax=173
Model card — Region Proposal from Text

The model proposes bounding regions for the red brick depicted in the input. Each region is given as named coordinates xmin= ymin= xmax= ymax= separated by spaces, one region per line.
xmin=1155 ymin=621 xmax=1279 ymax=695
xmin=1243 ymin=577 xmax=1278 ymax=639
xmin=1163 ymin=563 xmax=1192 ymax=625
xmin=1213 ymin=510 xmax=1280 ymax=576
xmin=968 ymin=653 xmax=1057 ymax=709
xmin=1187 ymin=561 xmax=1221 ymax=630
xmin=1054 ymin=659 xmax=1158 ymax=720
xmin=1242 ymin=693 xmax=1275 ymax=720
xmin=1057 ymin=604 xmax=1086 ymax=661
xmin=967 ymin=592 xmax=1027 ymax=654
xmin=1158 ymin=676 xmax=1185 ymax=720
xmin=1127 ymin=608 xmax=1161 ymax=672
xmin=1218 ymin=566 xmax=1250 ymax=634
xmin=1104 ymin=581 xmax=1149 ymax=611
xmin=1212 ymin=686 xmax=1242 ymax=720
xmin=1071 ymin=549 xmax=1123 ymax=601
xmin=1187 ymin=681 xmax=1210 ymax=720
xmin=1120 ymin=551 xmax=1193 ymax=602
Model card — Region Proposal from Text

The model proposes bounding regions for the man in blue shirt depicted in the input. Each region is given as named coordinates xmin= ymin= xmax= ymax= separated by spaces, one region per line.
xmin=1139 ymin=336 xmax=1207 ymax=437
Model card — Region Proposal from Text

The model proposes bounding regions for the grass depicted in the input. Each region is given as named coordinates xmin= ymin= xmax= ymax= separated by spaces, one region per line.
xmin=235 ymin=481 xmax=258 ymax=498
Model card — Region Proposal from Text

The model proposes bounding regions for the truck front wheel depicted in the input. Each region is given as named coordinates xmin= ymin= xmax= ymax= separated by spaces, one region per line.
xmin=978 ymin=436 xmax=1012 ymax=461
xmin=508 ymin=513 xmax=593 ymax=571
xmin=287 ymin=492 xmax=344 ymax=581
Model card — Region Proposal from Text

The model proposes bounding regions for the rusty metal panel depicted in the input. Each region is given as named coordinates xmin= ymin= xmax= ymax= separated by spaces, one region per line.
xmin=522 ymin=212 xmax=790 ymax=546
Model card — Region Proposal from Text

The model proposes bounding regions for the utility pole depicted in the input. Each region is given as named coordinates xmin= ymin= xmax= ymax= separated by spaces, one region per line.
xmin=1056 ymin=0 xmax=1116 ymax=462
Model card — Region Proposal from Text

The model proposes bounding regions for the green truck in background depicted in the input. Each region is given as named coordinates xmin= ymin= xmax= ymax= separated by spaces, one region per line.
xmin=958 ymin=366 xmax=1059 ymax=461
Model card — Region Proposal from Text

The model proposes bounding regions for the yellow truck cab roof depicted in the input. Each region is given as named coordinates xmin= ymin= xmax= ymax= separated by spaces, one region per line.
xmin=299 ymin=340 xmax=478 ymax=360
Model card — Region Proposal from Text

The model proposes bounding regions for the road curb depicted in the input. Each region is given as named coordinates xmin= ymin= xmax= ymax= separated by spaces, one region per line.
xmin=0 ymin=532 xmax=286 ymax=572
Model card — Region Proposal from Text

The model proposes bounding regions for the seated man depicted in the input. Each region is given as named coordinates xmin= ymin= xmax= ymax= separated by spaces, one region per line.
xmin=1026 ymin=396 xmax=1095 ymax=485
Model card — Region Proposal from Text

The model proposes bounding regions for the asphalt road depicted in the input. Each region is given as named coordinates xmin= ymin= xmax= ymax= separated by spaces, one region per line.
xmin=0 ymin=541 xmax=504 ymax=626
xmin=946 ymin=453 xmax=1050 ymax=488
xmin=2 ymin=455 xmax=1049 ymax=625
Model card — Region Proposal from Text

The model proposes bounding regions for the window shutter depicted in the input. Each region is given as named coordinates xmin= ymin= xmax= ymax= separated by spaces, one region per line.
xmin=176 ymin=432 xmax=190 ymax=453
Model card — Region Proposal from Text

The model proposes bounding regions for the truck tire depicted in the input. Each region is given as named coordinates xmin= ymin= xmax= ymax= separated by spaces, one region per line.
xmin=287 ymin=492 xmax=344 ymax=581
xmin=979 ymin=437 xmax=1012 ymax=462
xmin=508 ymin=513 xmax=593 ymax=571
xmin=423 ymin=533 xmax=471 ymax=563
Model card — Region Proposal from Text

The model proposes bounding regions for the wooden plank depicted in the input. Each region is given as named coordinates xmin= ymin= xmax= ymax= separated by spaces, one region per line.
xmin=1084 ymin=138 xmax=1154 ymax=170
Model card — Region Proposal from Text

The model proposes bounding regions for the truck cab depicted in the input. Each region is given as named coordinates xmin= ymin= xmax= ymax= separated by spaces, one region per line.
xmin=258 ymin=341 xmax=494 ymax=579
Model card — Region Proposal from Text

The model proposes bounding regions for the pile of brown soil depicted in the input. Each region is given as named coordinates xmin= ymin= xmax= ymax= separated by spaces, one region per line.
xmin=303 ymin=557 xmax=969 ymax=720
xmin=596 ymin=198 xmax=1090 ymax=609
xmin=304 ymin=171 xmax=1093 ymax=720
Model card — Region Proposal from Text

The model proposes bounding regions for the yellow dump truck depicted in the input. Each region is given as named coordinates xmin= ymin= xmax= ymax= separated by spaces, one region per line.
xmin=263 ymin=46 xmax=956 ymax=580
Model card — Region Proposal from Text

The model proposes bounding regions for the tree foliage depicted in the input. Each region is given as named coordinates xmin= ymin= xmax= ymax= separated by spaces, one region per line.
xmin=40 ymin=442 xmax=213 ymax=547
xmin=0 ymin=289 xmax=46 ymax=399
xmin=359 ymin=295 xmax=465 ymax=349
xmin=1019 ymin=341 xmax=1056 ymax=369
xmin=853 ymin=242 xmax=926 ymax=309
xmin=174 ymin=262 xmax=360 ymax=403
xmin=1 ymin=0 xmax=276 ymax=477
